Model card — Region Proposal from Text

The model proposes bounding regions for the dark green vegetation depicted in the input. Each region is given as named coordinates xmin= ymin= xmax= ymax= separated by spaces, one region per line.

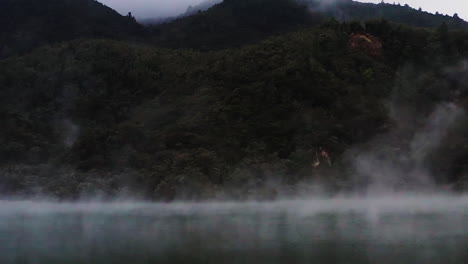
xmin=1 ymin=0 xmax=468 ymax=199
xmin=152 ymin=0 xmax=468 ymax=50
xmin=0 ymin=0 xmax=145 ymax=59
xmin=152 ymin=0 xmax=322 ymax=50
xmin=184 ymin=0 xmax=223 ymax=16
xmin=314 ymin=0 xmax=468 ymax=29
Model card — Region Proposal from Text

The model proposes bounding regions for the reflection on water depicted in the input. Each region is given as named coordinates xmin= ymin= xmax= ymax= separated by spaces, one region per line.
xmin=1 ymin=196 xmax=468 ymax=264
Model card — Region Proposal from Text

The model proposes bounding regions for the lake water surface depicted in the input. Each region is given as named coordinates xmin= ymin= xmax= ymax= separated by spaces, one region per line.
xmin=1 ymin=195 xmax=467 ymax=264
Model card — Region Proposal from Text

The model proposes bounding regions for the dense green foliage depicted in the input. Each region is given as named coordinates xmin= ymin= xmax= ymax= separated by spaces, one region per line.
xmin=151 ymin=0 xmax=468 ymax=50
xmin=312 ymin=0 xmax=468 ymax=29
xmin=1 ymin=0 xmax=468 ymax=199
xmin=152 ymin=0 xmax=321 ymax=50
xmin=2 ymin=18 xmax=468 ymax=198
xmin=0 ymin=0 xmax=146 ymax=59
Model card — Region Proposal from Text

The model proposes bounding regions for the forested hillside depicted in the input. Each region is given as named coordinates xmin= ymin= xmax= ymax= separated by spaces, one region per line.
xmin=306 ymin=0 xmax=468 ymax=29
xmin=151 ymin=0 xmax=468 ymax=50
xmin=184 ymin=0 xmax=223 ymax=16
xmin=152 ymin=0 xmax=321 ymax=50
xmin=1 ymin=0 xmax=468 ymax=199
xmin=2 ymin=0 xmax=467 ymax=56
xmin=0 ymin=0 xmax=146 ymax=59
xmin=1 ymin=17 xmax=468 ymax=198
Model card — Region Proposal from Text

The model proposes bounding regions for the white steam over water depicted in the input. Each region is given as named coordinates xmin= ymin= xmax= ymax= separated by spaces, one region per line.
xmin=353 ymin=103 xmax=465 ymax=194
xmin=1 ymin=196 xmax=468 ymax=264
xmin=410 ymin=103 xmax=463 ymax=165
xmin=1 ymin=104 xmax=466 ymax=263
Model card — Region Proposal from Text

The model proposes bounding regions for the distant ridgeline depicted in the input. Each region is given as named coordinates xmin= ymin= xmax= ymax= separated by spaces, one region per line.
xmin=184 ymin=0 xmax=224 ymax=16
xmin=151 ymin=0 xmax=468 ymax=50
xmin=0 ymin=0 xmax=468 ymax=199
xmin=139 ymin=0 xmax=224 ymax=26
xmin=0 ymin=0 xmax=146 ymax=59
xmin=311 ymin=0 xmax=468 ymax=29
xmin=1 ymin=0 xmax=467 ymax=57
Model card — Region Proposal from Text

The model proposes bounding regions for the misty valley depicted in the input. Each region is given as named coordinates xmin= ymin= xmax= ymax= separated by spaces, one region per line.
xmin=1 ymin=0 xmax=468 ymax=263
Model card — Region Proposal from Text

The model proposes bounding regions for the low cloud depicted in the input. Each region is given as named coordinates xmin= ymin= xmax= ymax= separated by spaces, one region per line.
xmin=99 ymin=0 xmax=209 ymax=19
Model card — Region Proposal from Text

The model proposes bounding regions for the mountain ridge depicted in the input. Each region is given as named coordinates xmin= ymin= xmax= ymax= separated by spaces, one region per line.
xmin=151 ymin=0 xmax=468 ymax=50
xmin=1 ymin=0 xmax=468 ymax=199
xmin=0 ymin=0 xmax=146 ymax=59
xmin=1 ymin=20 xmax=468 ymax=198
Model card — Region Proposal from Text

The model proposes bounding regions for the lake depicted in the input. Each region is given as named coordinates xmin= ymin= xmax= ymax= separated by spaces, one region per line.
xmin=1 ymin=195 xmax=467 ymax=264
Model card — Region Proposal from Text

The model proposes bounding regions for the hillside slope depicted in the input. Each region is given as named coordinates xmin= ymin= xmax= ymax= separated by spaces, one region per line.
xmin=152 ymin=0 xmax=322 ymax=50
xmin=1 ymin=20 xmax=468 ymax=198
xmin=313 ymin=0 xmax=468 ymax=29
xmin=152 ymin=0 xmax=468 ymax=50
xmin=184 ymin=0 xmax=223 ymax=16
xmin=0 ymin=0 xmax=146 ymax=59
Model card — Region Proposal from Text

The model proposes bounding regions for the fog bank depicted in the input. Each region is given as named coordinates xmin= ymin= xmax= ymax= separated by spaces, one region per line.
xmin=99 ymin=0 xmax=209 ymax=19
xmin=1 ymin=196 xmax=467 ymax=264
xmin=99 ymin=0 xmax=468 ymax=21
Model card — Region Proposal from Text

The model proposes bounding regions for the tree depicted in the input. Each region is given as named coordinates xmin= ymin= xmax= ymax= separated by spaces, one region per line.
xmin=436 ymin=22 xmax=449 ymax=39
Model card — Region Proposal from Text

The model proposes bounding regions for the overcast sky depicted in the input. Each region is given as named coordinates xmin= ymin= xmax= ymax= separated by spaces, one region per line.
xmin=99 ymin=0 xmax=205 ymax=19
xmin=99 ymin=0 xmax=468 ymax=20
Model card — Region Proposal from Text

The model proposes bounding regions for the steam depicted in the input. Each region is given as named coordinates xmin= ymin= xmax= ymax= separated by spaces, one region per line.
xmin=1 ymin=197 xmax=467 ymax=263
xmin=352 ymin=103 xmax=464 ymax=195
xmin=410 ymin=103 xmax=462 ymax=164
xmin=61 ymin=119 xmax=79 ymax=147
